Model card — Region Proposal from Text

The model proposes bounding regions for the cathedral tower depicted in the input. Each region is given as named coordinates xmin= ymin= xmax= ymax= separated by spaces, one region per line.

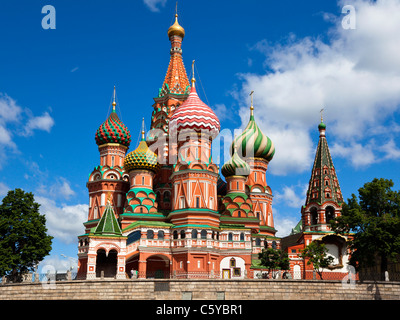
xmin=302 ymin=117 xmax=344 ymax=232
xmin=231 ymin=94 xmax=276 ymax=237
xmin=149 ymin=13 xmax=190 ymax=212
xmin=86 ymin=87 xmax=131 ymax=227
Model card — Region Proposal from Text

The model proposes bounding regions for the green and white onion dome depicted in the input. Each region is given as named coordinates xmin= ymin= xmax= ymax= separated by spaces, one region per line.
xmin=222 ymin=147 xmax=251 ymax=178
xmin=231 ymin=107 xmax=275 ymax=162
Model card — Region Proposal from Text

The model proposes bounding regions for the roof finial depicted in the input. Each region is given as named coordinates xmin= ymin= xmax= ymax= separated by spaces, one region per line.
xmin=250 ymin=90 xmax=254 ymax=117
xmin=141 ymin=117 xmax=145 ymax=140
xmin=191 ymin=60 xmax=196 ymax=87
xmin=175 ymin=1 xmax=178 ymax=16
xmin=320 ymin=108 xmax=324 ymax=123
xmin=112 ymin=86 xmax=117 ymax=111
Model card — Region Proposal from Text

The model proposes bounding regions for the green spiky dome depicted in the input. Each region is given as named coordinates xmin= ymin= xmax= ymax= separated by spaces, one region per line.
xmin=231 ymin=109 xmax=275 ymax=162
xmin=124 ymin=136 xmax=159 ymax=173
xmin=222 ymin=148 xmax=251 ymax=177
xmin=95 ymin=110 xmax=131 ymax=147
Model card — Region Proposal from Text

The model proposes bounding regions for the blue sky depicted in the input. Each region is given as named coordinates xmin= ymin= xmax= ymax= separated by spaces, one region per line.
xmin=0 ymin=0 xmax=400 ymax=272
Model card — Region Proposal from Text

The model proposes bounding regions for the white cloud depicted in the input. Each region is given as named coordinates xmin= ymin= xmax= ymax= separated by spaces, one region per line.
xmin=275 ymin=184 xmax=307 ymax=208
xmin=331 ymin=138 xmax=400 ymax=168
xmin=143 ymin=0 xmax=167 ymax=12
xmin=38 ymin=255 xmax=78 ymax=273
xmin=273 ymin=208 xmax=300 ymax=237
xmin=36 ymin=196 xmax=88 ymax=244
xmin=0 ymin=94 xmax=55 ymax=167
xmin=0 ymin=182 xmax=9 ymax=198
xmin=23 ymin=111 xmax=55 ymax=136
xmin=236 ymin=0 xmax=400 ymax=174
xmin=36 ymin=177 xmax=76 ymax=200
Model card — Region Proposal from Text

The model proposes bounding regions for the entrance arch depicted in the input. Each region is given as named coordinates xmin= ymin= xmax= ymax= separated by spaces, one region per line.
xmin=293 ymin=265 xmax=301 ymax=279
xmin=146 ymin=254 xmax=170 ymax=279
xmin=96 ymin=249 xmax=118 ymax=278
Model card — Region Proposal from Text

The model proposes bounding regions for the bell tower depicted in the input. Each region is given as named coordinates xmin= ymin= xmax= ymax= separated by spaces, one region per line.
xmin=302 ymin=113 xmax=344 ymax=232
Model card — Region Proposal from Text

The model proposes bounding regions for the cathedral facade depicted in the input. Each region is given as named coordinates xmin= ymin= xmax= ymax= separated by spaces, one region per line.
xmin=76 ymin=13 xmax=351 ymax=280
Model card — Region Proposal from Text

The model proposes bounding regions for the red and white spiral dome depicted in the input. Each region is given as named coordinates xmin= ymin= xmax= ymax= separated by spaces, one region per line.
xmin=169 ymin=84 xmax=220 ymax=139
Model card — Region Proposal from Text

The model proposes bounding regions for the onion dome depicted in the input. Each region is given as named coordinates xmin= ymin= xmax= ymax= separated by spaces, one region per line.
xmin=95 ymin=87 xmax=131 ymax=148
xmin=318 ymin=121 xmax=326 ymax=130
xmin=222 ymin=146 xmax=251 ymax=178
xmin=231 ymin=94 xmax=275 ymax=161
xmin=169 ymin=61 xmax=220 ymax=138
xmin=168 ymin=14 xmax=185 ymax=39
xmin=124 ymin=126 xmax=160 ymax=173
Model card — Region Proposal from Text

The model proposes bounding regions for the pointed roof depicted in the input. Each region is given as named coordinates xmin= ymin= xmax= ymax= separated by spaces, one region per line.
xmin=158 ymin=13 xmax=190 ymax=97
xmin=94 ymin=201 xmax=122 ymax=236
xmin=304 ymin=120 xmax=343 ymax=207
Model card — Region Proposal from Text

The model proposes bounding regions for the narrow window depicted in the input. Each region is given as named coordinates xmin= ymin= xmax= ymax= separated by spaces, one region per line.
xmin=111 ymin=156 xmax=114 ymax=167
xmin=196 ymin=197 xmax=200 ymax=208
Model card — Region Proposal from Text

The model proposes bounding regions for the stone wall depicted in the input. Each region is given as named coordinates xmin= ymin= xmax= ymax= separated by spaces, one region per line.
xmin=0 ymin=279 xmax=399 ymax=300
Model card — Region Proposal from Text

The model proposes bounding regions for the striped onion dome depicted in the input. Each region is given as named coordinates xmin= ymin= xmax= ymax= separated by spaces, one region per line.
xmin=95 ymin=109 xmax=131 ymax=148
xmin=232 ymin=107 xmax=275 ymax=162
xmin=169 ymin=84 xmax=220 ymax=138
xmin=124 ymin=133 xmax=160 ymax=173
xmin=221 ymin=147 xmax=251 ymax=178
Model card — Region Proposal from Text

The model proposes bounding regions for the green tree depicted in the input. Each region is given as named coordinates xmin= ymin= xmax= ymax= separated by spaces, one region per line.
xmin=331 ymin=178 xmax=400 ymax=275
xmin=0 ymin=189 xmax=53 ymax=282
xmin=258 ymin=247 xmax=290 ymax=278
xmin=300 ymin=241 xmax=334 ymax=280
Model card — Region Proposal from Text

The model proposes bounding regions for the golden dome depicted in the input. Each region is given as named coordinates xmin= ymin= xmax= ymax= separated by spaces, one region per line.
xmin=168 ymin=14 xmax=185 ymax=39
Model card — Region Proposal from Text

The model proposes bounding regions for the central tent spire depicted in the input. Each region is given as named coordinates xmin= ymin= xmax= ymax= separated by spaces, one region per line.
xmin=158 ymin=9 xmax=189 ymax=98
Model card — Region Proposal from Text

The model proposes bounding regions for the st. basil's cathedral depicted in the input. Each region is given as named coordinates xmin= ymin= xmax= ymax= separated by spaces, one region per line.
xmin=76 ymin=12 xmax=351 ymax=280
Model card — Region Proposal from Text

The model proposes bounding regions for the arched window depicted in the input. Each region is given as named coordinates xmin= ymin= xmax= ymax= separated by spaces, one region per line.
xmin=255 ymin=238 xmax=261 ymax=246
xmin=272 ymin=240 xmax=277 ymax=249
xmin=147 ymin=230 xmax=154 ymax=239
xmin=180 ymin=230 xmax=186 ymax=239
xmin=310 ymin=207 xmax=318 ymax=225
xmin=240 ymin=233 xmax=245 ymax=241
xmin=158 ymin=230 xmax=164 ymax=240
xmin=191 ymin=229 xmax=198 ymax=239
xmin=201 ymin=230 xmax=207 ymax=239
xmin=228 ymin=233 xmax=233 ymax=241
xmin=163 ymin=191 xmax=170 ymax=203
xmin=173 ymin=230 xmax=178 ymax=239
xmin=325 ymin=206 xmax=335 ymax=224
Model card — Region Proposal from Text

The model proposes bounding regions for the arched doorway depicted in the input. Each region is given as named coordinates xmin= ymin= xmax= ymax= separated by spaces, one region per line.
xmin=146 ymin=255 xmax=170 ymax=279
xmin=293 ymin=265 xmax=301 ymax=279
xmin=96 ymin=249 xmax=118 ymax=278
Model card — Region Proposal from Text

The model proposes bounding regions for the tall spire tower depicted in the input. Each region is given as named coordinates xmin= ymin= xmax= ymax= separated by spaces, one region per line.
xmin=302 ymin=115 xmax=344 ymax=232
xmin=148 ymin=9 xmax=190 ymax=212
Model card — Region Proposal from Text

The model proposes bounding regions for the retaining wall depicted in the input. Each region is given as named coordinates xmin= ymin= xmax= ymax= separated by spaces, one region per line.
xmin=0 ymin=279 xmax=399 ymax=300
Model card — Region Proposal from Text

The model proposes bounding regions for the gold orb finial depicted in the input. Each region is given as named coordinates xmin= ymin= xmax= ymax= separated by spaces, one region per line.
xmin=168 ymin=12 xmax=185 ymax=39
